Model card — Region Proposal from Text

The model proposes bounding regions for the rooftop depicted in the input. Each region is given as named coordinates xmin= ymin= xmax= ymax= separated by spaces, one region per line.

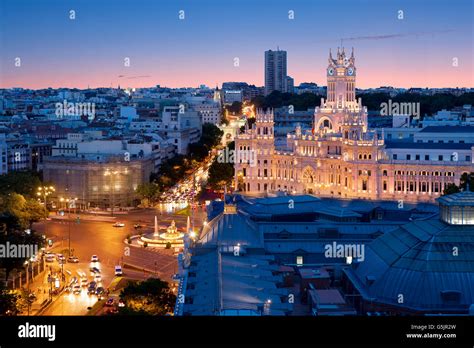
xmin=419 ymin=126 xmax=474 ymax=133
xmin=437 ymin=189 xmax=474 ymax=207
xmin=385 ymin=141 xmax=474 ymax=150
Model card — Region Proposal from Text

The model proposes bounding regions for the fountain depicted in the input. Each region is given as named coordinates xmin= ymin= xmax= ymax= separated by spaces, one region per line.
xmin=137 ymin=216 xmax=184 ymax=248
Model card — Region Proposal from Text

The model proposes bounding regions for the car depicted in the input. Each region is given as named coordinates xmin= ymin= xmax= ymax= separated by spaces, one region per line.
xmin=95 ymin=287 xmax=105 ymax=296
xmin=113 ymin=222 xmax=125 ymax=227
xmin=114 ymin=265 xmax=123 ymax=276
xmin=133 ymin=224 xmax=142 ymax=229
xmin=118 ymin=299 xmax=125 ymax=307
xmin=90 ymin=255 xmax=99 ymax=262
xmin=81 ymin=278 xmax=88 ymax=287
xmin=89 ymin=266 xmax=100 ymax=274
xmin=45 ymin=255 xmax=55 ymax=263
xmin=87 ymin=282 xmax=97 ymax=295
xmin=94 ymin=274 xmax=102 ymax=282
xmin=73 ymin=284 xmax=81 ymax=294
xmin=56 ymin=254 xmax=65 ymax=262
xmin=68 ymin=256 xmax=79 ymax=263
xmin=105 ymin=298 xmax=114 ymax=307
xmin=58 ymin=258 xmax=66 ymax=265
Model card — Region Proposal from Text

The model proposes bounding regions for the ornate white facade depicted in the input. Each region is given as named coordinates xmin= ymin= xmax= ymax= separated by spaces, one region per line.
xmin=235 ymin=48 xmax=474 ymax=202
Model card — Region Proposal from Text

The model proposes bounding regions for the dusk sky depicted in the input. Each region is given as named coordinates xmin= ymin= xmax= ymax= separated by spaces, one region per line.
xmin=0 ymin=0 xmax=472 ymax=89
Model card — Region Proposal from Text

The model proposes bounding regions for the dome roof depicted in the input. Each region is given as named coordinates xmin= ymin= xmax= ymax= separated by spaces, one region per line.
xmin=437 ymin=189 xmax=474 ymax=207
xmin=347 ymin=218 xmax=474 ymax=312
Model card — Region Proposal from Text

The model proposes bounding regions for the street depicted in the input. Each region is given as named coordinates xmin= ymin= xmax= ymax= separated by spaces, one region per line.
xmin=32 ymin=205 xmax=207 ymax=315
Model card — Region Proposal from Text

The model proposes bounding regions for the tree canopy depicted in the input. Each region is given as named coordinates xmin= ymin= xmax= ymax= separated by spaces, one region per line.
xmin=135 ymin=183 xmax=160 ymax=207
xmin=251 ymin=91 xmax=474 ymax=116
xmin=118 ymin=278 xmax=176 ymax=315
xmin=207 ymin=141 xmax=235 ymax=191
xmin=0 ymin=171 xmax=42 ymax=198
xmin=443 ymin=172 xmax=474 ymax=195
xmin=0 ymin=193 xmax=48 ymax=230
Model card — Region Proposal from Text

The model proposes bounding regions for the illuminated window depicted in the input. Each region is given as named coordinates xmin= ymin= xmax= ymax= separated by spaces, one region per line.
xmin=296 ymin=256 xmax=303 ymax=266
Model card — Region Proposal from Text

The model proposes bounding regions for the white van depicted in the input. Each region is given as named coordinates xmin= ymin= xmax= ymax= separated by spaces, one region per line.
xmin=114 ymin=265 xmax=123 ymax=276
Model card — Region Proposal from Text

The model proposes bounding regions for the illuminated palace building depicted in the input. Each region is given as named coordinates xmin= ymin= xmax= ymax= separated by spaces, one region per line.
xmin=235 ymin=48 xmax=474 ymax=203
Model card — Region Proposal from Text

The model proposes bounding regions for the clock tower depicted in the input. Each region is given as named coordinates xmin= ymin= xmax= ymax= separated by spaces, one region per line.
xmin=326 ymin=47 xmax=357 ymax=110
xmin=314 ymin=47 xmax=366 ymax=135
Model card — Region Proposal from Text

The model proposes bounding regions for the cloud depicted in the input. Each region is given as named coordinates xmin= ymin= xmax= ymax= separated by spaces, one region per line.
xmin=117 ymin=75 xmax=151 ymax=79
xmin=341 ymin=30 xmax=455 ymax=42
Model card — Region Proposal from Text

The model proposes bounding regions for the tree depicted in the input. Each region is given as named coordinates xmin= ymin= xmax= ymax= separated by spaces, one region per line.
xmin=0 ymin=171 xmax=42 ymax=198
xmin=200 ymin=123 xmax=224 ymax=149
xmin=0 ymin=225 xmax=44 ymax=282
xmin=0 ymin=282 xmax=18 ymax=316
xmin=443 ymin=183 xmax=460 ymax=195
xmin=118 ymin=278 xmax=176 ymax=315
xmin=207 ymin=160 xmax=234 ymax=191
xmin=443 ymin=172 xmax=474 ymax=195
xmin=135 ymin=183 xmax=160 ymax=206
xmin=226 ymin=101 xmax=242 ymax=115
xmin=0 ymin=193 xmax=48 ymax=229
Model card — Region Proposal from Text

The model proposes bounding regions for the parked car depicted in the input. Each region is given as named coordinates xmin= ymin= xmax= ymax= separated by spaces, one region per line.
xmin=114 ymin=265 xmax=123 ymax=276
xmin=94 ymin=274 xmax=102 ymax=283
xmin=95 ymin=287 xmax=105 ymax=296
xmin=113 ymin=222 xmax=125 ymax=227
xmin=90 ymin=255 xmax=99 ymax=263
xmin=133 ymin=224 xmax=142 ymax=229
xmin=105 ymin=298 xmax=114 ymax=307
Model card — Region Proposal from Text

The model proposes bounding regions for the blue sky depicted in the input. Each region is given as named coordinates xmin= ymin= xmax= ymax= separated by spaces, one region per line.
xmin=0 ymin=0 xmax=472 ymax=88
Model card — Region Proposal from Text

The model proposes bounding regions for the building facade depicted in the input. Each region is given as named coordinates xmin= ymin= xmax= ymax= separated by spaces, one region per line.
xmin=42 ymin=155 xmax=153 ymax=209
xmin=235 ymin=48 xmax=474 ymax=203
xmin=264 ymin=49 xmax=288 ymax=96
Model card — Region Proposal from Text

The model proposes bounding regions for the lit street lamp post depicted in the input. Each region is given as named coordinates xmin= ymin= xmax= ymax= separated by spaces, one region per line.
xmin=37 ymin=185 xmax=55 ymax=209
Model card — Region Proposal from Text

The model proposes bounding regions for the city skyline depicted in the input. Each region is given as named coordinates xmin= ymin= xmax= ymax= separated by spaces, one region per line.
xmin=0 ymin=0 xmax=472 ymax=89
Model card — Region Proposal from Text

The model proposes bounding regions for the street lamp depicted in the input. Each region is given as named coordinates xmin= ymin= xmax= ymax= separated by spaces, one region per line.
xmin=63 ymin=197 xmax=78 ymax=257
xmin=37 ymin=185 xmax=55 ymax=209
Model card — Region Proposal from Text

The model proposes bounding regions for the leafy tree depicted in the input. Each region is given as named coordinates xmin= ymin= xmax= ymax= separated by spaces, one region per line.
xmin=135 ymin=183 xmax=160 ymax=206
xmin=118 ymin=278 xmax=176 ymax=315
xmin=443 ymin=172 xmax=474 ymax=195
xmin=207 ymin=161 xmax=234 ymax=191
xmin=443 ymin=183 xmax=460 ymax=195
xmin=0 ymin=193 xmax=48 ymax=229
xmin=200 ymin=123 xmax=224 ymax=149
xmin=0 ymin=282 xmax=18 ymax=315
xmin=0 ymin=224 xmax=44 ymax=282
xmin=251 ymin=90 xmax=474 ymax=116
xmin=0 ymin=171 xmax=42 ymax=198
xmin=226 ymin=101 xmax=242 ymax=115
